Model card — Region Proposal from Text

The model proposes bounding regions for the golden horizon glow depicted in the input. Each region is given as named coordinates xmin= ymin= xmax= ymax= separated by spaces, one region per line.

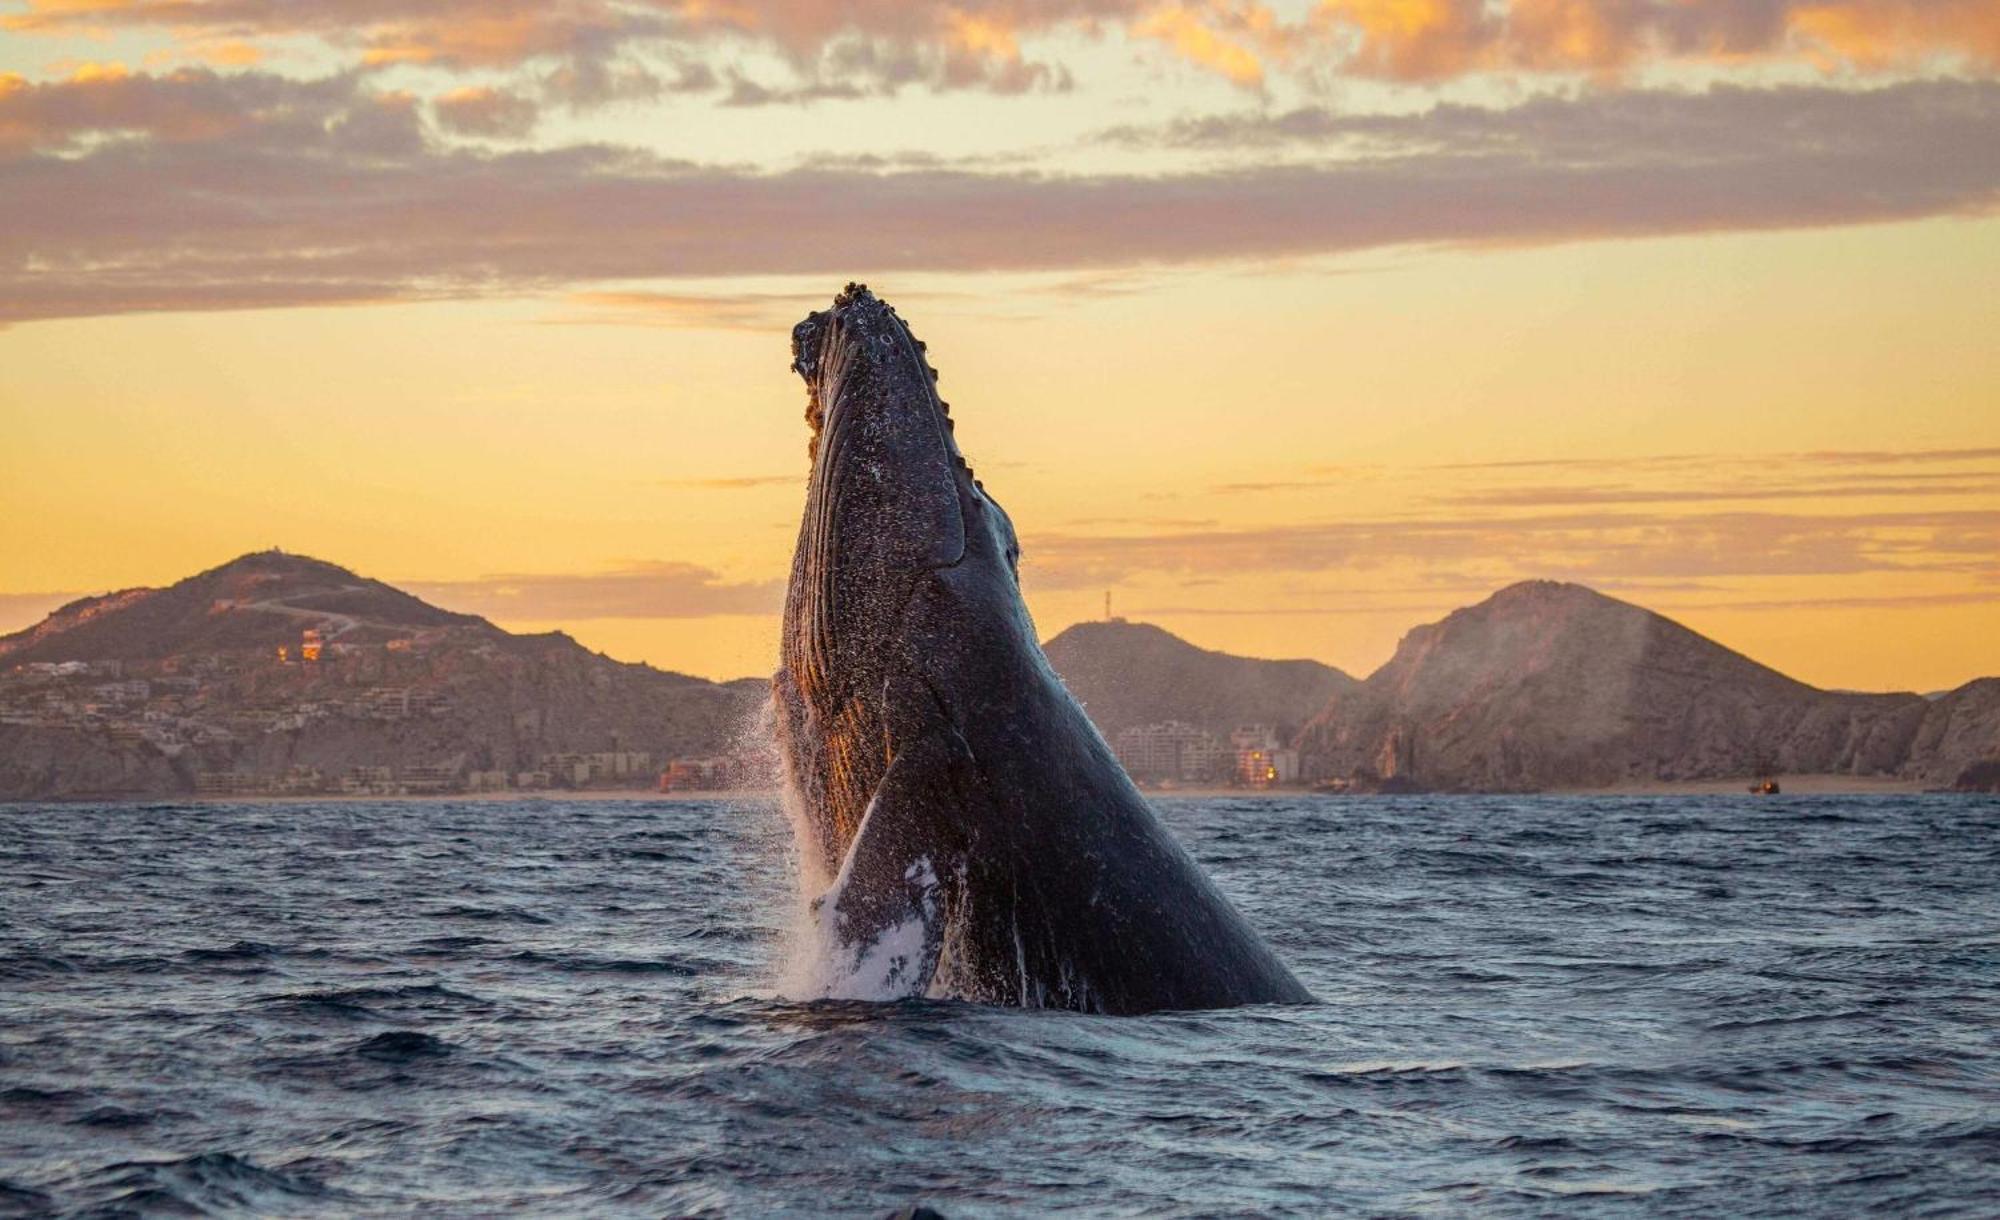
xmin=5 ymin=220 xmax=1998 ymax=692
xmin=2 ymin=3 xmax=1996 ymax=693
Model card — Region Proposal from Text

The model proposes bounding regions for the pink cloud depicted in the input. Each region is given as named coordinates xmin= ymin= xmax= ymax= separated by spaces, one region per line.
xmin=432 ymin=85 xmax=538 ymax=138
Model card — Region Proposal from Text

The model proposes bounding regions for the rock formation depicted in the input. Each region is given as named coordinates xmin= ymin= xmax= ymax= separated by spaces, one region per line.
xmin=1294 ymin=581 xmax=1997 ymax=791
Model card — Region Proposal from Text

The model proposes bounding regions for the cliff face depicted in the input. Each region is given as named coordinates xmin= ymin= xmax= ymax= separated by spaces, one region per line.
xmin=1904 ymin=679 xmax=2000 ymax=790
xmin=1295 ymin=581 xmax=1972 ymax=791
xmin=1042 ymin=620 xmax=1355 ymax=738
xmin=0 ymin=723 xmax=210 ymax=799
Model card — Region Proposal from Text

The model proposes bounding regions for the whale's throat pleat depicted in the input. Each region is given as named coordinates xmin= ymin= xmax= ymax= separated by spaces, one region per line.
xmin=820 ymin=695 xmax=887 ymax=866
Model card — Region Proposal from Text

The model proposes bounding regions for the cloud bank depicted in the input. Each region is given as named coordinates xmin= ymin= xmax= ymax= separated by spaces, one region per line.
xmin=1025 ymin=507 xmax=2000 ymax=590
xmin=4 ymin=71 xmax=1994 ymax=323
xmin=5 ymin=1 xmax=1995 ymax=94
xmin=403 ymin=561 xmax=781 ymax=620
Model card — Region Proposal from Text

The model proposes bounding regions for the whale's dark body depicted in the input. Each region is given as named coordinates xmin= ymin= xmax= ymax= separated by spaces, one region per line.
xmin=773 ymin=285 xmax=1311 ymax=1014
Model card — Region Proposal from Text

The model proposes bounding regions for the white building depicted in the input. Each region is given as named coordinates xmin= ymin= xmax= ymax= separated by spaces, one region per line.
xmin=1114 ymin=721 xmax=1225 ymax=781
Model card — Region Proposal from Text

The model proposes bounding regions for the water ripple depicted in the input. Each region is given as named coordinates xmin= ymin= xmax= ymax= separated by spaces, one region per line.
xmin=1 ymin=794 xmax=1996 ymax=1216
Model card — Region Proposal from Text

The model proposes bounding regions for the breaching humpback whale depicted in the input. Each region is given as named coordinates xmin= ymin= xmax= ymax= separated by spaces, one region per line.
xmin=773 ymin=284 xmax=1312 ymax=1014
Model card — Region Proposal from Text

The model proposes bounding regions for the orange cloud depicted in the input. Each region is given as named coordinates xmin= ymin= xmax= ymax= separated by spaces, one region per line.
xmin=1314 ymin=0 xmax=2000 ymax=79
xmin=1506 ymin=0 xmax=1628 ymax=70
xmin=8 ymin=0 xmax=1993 ymax=91
xmin=946 ymin=11 xmax=1023 ymax=61
xmin=1313 ymin=0 xmax=1490 ymax=78
xmin=141 ymin=39 xmax=265 ymax=68
xmin=1133 ymin=2 xmax=1282 ymax=87
xmin=203 ymin=39 xmax=264 ymax=66
xmin=1791 ymin=0 xmax=2000 ymax=68
xmin=67 ymin=60 xmax=131 ymax=82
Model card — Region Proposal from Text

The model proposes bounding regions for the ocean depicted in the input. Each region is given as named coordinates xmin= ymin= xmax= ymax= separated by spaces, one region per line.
xmin=2 ymin=794 xmax=1996 ymax=1217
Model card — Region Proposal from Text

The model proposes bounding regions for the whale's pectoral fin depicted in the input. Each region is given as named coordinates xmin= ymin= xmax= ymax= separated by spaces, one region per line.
xmin=817 ymin=726 xmax=981 ymax=998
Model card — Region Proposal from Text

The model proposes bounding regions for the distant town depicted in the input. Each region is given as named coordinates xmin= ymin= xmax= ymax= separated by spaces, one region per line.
xmin=1113 ymin=721 xmax=1300 ymax=790
xmin=0 ymin=647 xmax=1317 ymax=797
xmin=0 ymin=643 xmax=768 ymax=798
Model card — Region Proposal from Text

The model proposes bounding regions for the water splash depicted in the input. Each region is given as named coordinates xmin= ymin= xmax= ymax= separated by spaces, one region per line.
xmin=732 ymin=683 xmax=872 ymax=1001
xmin=791 ymin=846 xmax=940 ymax=1001
xmin=745 ymin=685 xmax=941 ymax=1003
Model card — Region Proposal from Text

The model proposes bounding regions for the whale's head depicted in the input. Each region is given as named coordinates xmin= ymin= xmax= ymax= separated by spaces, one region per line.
xmin=787 ymin=283 xmax=968 ymax=682
xmin=778 ymin=284 xmax=1021 ymax=875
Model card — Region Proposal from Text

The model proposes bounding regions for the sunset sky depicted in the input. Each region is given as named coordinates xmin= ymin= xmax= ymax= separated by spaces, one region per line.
xmin=2 ymin=0 xmax=1996 ymax=692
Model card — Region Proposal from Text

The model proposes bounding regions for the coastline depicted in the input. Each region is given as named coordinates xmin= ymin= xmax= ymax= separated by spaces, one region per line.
xmin=6 ymin=774 xmax=1958 ymax=804
xmin=1550 ymin=774 xmax=1931 ymax=796
xmin=5 ymin=788 xmax=780 ymax=805
xmin=1146 ymin=774 xmax=1940 ymax=797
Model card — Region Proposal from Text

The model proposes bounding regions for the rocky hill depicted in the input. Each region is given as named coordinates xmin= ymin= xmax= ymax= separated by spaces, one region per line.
xmin=0 ymin=552 xmax=480 ymax=665
xmin=0 ymin=552 xmax=766 ymax=799
xmin=1042 ymin=619 xmax=1355 ymax=739
xmin=1295 ymin=581 xmax=1998 ymax=792
xmin=6 ymin=557 xmax=1993 ymax=798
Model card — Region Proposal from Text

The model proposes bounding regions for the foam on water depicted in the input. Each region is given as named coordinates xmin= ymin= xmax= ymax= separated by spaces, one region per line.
xmin=802 ymin=851 xmax=940 ymax=1001
xmin=729 ymin=689 xmax=846 ymax=1001
xmin=777 ymin=777 xmax=942 ymax=1002
xmin=757 ymin=692 xmax=948 ymax=1004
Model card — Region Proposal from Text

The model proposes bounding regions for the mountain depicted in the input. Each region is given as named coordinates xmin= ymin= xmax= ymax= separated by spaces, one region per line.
xmin=0 ymin=552 xmax=488 ymax=667
xmin=1042 ymin=619 xmax=1356 ymax=740
xmin=5 ymin=556 xmax=1993 ymax=799
xmin=0 ymin=552 xmax=766 ymax=799
xmin=1295 ymin=581 xmax=1998 ymax=792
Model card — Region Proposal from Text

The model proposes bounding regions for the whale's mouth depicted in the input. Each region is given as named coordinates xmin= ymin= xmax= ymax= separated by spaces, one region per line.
xmin=792 ymin=283 xmax=956 ymax=477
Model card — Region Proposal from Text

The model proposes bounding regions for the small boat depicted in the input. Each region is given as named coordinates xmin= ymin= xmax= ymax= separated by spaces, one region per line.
xmin=1749 ymin=778 xmax=1781 ymax=795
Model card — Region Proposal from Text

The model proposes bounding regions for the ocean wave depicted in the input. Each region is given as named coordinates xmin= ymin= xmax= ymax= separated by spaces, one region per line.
xmin=2 ymin=795 xmax=1995 ymax=1216
xmin=73 ymin=1151 xmax=341 ymax=1213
